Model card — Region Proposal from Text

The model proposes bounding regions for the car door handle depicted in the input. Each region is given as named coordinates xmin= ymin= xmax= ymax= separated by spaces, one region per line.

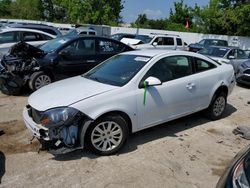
xmin=186 ymin=83 xmax=195 ymax=90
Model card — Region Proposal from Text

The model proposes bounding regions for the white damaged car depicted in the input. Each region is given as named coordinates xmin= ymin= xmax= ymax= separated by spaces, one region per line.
xmin=23 ymin=50 xmax=235 ymax=155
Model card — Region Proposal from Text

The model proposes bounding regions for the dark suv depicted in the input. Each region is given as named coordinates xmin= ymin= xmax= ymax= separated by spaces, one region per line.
xmin=188 ymin=39 xmax=228 ymax=52
xmin=0 ymin=36 xmax=133 ymax=95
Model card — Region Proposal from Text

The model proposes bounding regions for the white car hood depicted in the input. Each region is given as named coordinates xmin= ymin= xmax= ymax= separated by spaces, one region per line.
xmin=121 ymin=38 xmax=142 ymax=45
xmin=28 ymin=76 xmax=118 ymax=111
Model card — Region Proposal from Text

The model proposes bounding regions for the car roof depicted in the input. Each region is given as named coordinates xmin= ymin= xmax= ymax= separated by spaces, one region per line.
xmin=0 ymin=27 xmax=56 ymax=37
xmin=121 ymin=50 xmax=203 ymax=58
xmin=203 ymin=39 xmax=227 ymax=42
xmin=7 ymin=23 xmax=61 ymax=35
xmin=208 ymin=45 xmax=239 ymax=49
xmin=55 ymin=35 xmax=132 ymax=44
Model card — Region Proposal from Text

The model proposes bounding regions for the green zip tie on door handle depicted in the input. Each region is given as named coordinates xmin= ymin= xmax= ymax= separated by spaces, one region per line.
xmin=143 ymin=81 xmax=147 ymax=106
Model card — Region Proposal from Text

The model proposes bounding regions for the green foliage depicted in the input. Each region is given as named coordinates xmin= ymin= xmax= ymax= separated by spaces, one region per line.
xmin=0 ymin=0 xmax=123 ymax=25
xmin=11 ymin=0 xmax=44 ymax=20
xmin=0 ymin=0 xmax=11 ymax=18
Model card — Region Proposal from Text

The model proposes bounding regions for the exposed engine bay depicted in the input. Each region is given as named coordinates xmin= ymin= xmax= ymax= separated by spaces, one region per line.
xmin=0 ymin=42 xmax=44 ymax=95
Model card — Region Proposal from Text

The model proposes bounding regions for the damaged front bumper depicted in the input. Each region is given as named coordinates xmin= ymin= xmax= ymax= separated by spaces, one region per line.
xmin=23 ymin=106 xmax=93 ymax=154
xmin=23 ymin=107 xmax=49 ymax=140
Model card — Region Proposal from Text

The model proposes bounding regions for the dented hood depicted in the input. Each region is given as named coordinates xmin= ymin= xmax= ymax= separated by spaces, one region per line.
xmin=8 ymin=41 xmax=45 ymax=58
xmin=28 ymin=76 xmax=118 ymax=111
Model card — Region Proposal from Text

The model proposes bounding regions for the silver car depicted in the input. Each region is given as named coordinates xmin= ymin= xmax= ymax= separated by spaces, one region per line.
xmin=198 ymin=46 xmax=249 ymax=72
xmin=236 ymin=60 xmax=250 ymax=86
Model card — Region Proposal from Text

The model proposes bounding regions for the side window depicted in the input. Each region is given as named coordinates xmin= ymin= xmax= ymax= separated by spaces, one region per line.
xmin=177 ymin=38 xmax=182 ymax=46
xmin=0 ymin=32 xmax=19 ymax=43
xmin=195 ymin=58 xmax=216 ymax=73
xmin=61 ymin=39 xmax=95 ymax=56
xmin=143 ymin=56 xmax=192 ymax=83
xmin=163 ymin=37 xmax=174 ymax=45
xmin=22 ymin=32 xmax=40 ymax=42
xmin=154 ymin=37 xmax=163 ymax=45
xmin=40 ymin=34 xmax=53 ymax=40
xmin=98 ymin=39 xmax=124 ymax=54
xmin=237 ymin=49 xmax=248 ymax=59
xmin=227 ymin=49 xmax=235 ymax=58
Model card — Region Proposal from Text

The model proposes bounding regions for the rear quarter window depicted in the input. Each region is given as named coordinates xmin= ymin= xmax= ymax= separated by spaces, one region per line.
xmin=195 ymin=58 xmax=216 ymax=73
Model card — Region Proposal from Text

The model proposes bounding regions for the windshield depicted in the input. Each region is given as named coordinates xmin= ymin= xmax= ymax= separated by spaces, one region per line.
xmin=199 ymin=47 xmax=230 ymax=57
xmin=39 ymin=37 xmax=71 ymax=53
xmin=134 ymin=35 xmax=153 ymax=44
xmin=83 ymin=54 xmax=150 ymax=86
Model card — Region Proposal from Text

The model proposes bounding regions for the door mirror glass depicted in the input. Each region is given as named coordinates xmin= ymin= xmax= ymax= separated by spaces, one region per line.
xmin=139 ymin=76 xmax=162 ymax=88
xmin=152 ymin=42 xmax=158 ymax=46
xmin=228 ymin=55 xmax=235 ymax=59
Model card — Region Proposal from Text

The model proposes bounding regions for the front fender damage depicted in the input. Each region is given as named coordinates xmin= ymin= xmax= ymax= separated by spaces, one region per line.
xmin=37 ymin=114 xmax=93 ymax=155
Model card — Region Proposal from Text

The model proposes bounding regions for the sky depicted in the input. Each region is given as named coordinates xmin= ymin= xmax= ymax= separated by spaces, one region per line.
xmin=121 ymin=0 xmax=210 ymax=23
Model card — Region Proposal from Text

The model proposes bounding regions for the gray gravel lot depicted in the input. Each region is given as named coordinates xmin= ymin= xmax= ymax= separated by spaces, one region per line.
xmin=0 ymin=85 xmax=249 ymax=188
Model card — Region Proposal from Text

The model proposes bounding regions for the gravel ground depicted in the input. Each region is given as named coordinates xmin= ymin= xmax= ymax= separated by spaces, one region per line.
xmin=0 ymin=85 xmax=249 ymax=188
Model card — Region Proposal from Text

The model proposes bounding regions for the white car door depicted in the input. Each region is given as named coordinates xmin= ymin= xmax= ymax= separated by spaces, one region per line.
xmin=136 ymin=55 xmax=199 ymax=130
xmin=193 ymin=57 xmax=220 ymax=109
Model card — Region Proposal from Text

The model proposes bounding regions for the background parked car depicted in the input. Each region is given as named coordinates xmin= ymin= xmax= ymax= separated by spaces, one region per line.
xmin=236 ymin=60 xmax=250 ymax=86
xmin=66 ymin=27 xmax=97 ymax=36
xmin=23 ymin=50 xmax=235 ymax=155
xmin=216 ymin=145 xmax=250 ymax=188
xmin=111 ymin=33 xmax=136 ymax=41
xmin=121 ymin=34 xmax=186 ymax=50
xmin=0 ymin=36 xmax=134 ymax=94
xmin=5 ymin=23 xmax=62 ymax=36
xmin=0 ymin=27 xmax=56 ymax=54
xmin=188 ymin=39 xmax=228 ymax=52
xmin=198 ymin=46 xmax=249 ymax=72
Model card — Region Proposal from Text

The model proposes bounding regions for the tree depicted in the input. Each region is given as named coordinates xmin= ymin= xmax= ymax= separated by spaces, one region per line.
xmin=11 ymin=0 xmax=44 ymax=20
xmin=134 ymin=14 xmax=148 ymax=27
xmin=0 ymin=0 xmax=12 ymax=18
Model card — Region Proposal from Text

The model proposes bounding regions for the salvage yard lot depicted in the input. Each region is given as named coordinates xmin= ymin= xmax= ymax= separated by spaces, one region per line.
xmin=0 ymin=85 xmax=249 ymax=188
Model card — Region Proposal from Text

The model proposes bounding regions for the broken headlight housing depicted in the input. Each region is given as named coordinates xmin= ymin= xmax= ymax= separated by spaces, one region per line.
xmin=40 ymin=107 xmax=79 ymax=127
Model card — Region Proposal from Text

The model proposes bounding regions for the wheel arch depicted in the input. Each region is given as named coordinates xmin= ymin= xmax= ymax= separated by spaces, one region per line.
xmin=38 ymin=68 xmax=55 ymax=82
xmin=91 ymin=110 xmax=133 ymax=134
xmin=210 ymin=84 xmax=228 ymax=105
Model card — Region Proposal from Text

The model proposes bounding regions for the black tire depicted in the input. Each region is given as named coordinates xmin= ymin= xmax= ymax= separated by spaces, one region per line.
xmin=207 ymin=92 xmax=227 ymax=120
xmin=86 ymin=115 xmax=128 ymax=155
xmin=29 ymin=71 xmax=52 ymax=91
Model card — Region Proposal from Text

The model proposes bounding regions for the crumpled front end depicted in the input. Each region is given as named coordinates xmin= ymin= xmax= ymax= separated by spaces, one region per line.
xmin=23 ymin=105 xmax=93 ymax=155
xmin=0 ymin=41 xmax=43 ymax=95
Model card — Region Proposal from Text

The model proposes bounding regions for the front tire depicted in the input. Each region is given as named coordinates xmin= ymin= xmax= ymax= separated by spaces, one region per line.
xmin=207 ymin=92 xmax=227 ymax=120
xmin=29 ymin=71 xmax=52 ymax=91
xmin=86 ymin=115 xmax=128 ymax=155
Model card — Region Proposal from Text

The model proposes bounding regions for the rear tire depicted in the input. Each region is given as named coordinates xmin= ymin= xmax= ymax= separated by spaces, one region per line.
xmin=207 ymin=92 xmax=227 ymax=120
xmin=86 ymin=115 xmax=128 ymax=156
xmin=29 ymin=71 xmax=52 ymax=91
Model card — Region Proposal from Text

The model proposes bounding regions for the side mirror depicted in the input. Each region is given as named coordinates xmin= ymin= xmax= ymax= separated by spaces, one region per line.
xmin=228 ymin=55 xmax=235 ymax=59
xmin=139 ymin=76 xmax=162 ymax=88
xmin=152 ymin=42 xmax=158 ymax=46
